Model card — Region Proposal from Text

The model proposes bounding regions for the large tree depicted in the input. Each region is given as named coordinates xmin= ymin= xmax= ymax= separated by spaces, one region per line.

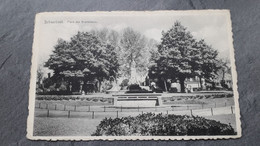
xmin=90 ymin=28 xmax=121 ymax=82
xmin=151 ymin=22 xmax=220 ymax=92
xmin=119 ymin=27 xmax=153 ymax=83
xmin=191 ymin=39 xmax=220 ymax=88
xmin=45 ymin=31 xmax=119 ymax=92
xmin=148 ymin=48 xmax=172 ymax=91
xmin=155 ymin=22 xmax=196 ymax=92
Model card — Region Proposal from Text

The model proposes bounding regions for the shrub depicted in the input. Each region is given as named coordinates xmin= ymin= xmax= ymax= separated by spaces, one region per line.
xmin=59 ymin=84 xmax=67 ymax=91
xmin=205 ymin=95 xmax=211 ymax=99
xmin=227 ymin=93 xmax=233 ymax=98
xmin=93 ymin=99 xmax=99 ymax=102
xmin=70 ymin=96 xmax=76 ymax=100
xmin=92 ymin=113 xmax=236 ymax=136
xmin=100 ymin=99 xmax=108 ymax=102
xmin=120 ymin=79 xmax=129 ymax=87
xmin=63 ymin=96 xmax=70 ymax=100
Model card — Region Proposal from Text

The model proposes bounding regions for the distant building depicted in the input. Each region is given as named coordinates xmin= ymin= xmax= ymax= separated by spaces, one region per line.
xmin=171 ymin=82 xmax=181 ymax=92
xmin=185 ymin=77 xmax=204 ymax=92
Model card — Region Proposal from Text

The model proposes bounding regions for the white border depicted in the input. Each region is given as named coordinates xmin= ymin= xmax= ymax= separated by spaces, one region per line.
xmin=27 ymin=10 xmax=241 ymax=140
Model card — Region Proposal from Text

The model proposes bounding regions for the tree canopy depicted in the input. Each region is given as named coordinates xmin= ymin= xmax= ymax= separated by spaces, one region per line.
xmin=116 ymin=27 xmax=158 ymax=84
xmin=149 ymin=21 xmax=220 ymax=92
xmin=43 ymin=22 xmax=223 ymax=93
xmin=45 ymin=31 xmax=119 ymax=85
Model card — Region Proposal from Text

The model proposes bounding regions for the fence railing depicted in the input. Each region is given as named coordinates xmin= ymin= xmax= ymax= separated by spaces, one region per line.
xmin=35 ymin=102 xmax=235 ymax=119
xmin=36 ymin=100 xmax=233 ymax=111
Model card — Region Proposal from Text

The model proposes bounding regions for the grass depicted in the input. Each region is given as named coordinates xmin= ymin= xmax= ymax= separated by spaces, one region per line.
xmin=33 ymin=112 xmax=237 ymax=136
xmin=33 ymin=117 xmax=100 ymax=136
xmin=35 ymin=99 xmax=112 ymax=107
xmin=33 ymin=92 xmax=237 ymax=136
xmin=163 ymin=97 xmax=235 ymax=109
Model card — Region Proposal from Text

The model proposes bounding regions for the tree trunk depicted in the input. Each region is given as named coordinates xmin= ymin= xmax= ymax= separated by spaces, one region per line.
xmin=222 ymin=69 xmax=225 ymax=80
xmin=164 ymin=80 xmax=168 ymax=92
xmin=199 ymin=76 xmax=202 ymax=89
xmin=115 ymin=75 xmax=118 ymax=84
xmin=98 ymin=80 xmax=102 ymax=92
xmin=179 ymin=76 xmax=186 ymax=93
xmin=129 ymin=55 xmax=133 ymax=79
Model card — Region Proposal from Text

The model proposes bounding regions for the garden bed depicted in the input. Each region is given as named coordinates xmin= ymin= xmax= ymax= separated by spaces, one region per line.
xmin=36 ymin=95 xmax=113 ymax=103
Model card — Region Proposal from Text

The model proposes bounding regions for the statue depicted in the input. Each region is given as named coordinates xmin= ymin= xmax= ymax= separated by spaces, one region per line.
xmin=129 ymin=60 xmax=138 ymax=85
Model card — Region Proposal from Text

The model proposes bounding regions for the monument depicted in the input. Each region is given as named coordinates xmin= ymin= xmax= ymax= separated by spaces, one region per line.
xmin=112 ymin=60 xmax=162 ymax=107
xmin=128 ymin=60 xmax=139 ymax=85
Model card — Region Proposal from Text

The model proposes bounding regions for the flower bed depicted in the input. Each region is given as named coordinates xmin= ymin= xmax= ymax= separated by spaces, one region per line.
xmin=162 ymin=93 xmax=233 ymax=103
xmin=35 ymin=95 xmax=113 ymax=103
xmin=92 ymin=113 xmax=235 ymax=136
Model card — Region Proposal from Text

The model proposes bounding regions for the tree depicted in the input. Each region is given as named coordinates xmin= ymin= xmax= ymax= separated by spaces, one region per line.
xmin=148 ymin=49 xmax=171 ymax=91
xmin=218 ymin=59 xmax=231 ymax=81
xmin=155 ymin=22 xmax=196 ymax=92
xmin=37 ymin=65 xmax=44 ymax=85
xmin=90 ymin=28 xmax=121 ymax=82
xmin=36 ymin=65 xmax=44 ymax=93
xmin=45 ymin=31 xmax=119 ymax=92
xmin=191 ymin=39 xmax=220 ymax=88
xmin=217 ymin=58 xmax=232 ymax=89
xmin=91 ymin=28 xmax=157 ymax=84
xmin=119 ymin=27 xmax=152 ymax=83
xmin=151 ymin=22 xmax=221 ymax=92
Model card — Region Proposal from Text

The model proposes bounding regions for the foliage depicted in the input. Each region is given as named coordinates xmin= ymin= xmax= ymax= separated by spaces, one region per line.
xmin=91 ymin=28 xmax=157 ymax=83
xmin=37 ymin=65 xmax=44 ymax=85
xmin=120 ymin=79 xmax=129 ymax=87
xmin=149 ymin=21 xmax=220 ymax=92
xmin=92 ymin=113 xmax=236 ymax=136
xmin=162 ymin=93 xmax=234 ymax=102
xmin=149 ymin=21 xmax=195 ymax=92
xmin=36 ymin=95 xmax=113 ymax=103
xmin=119 ymin=28 xmax=157 ymax=82
xmin=194 ymin=40 xmax=219 ymax=79
xmin=45 ymin=31 xmax=120 ymax=90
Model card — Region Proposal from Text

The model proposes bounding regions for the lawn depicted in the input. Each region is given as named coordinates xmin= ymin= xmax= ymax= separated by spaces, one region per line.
xmin=33 ymin=113 xmax=237 ymax=136
xmin=163 ymin=96 xmax=235 ymax=109
xmin=33 ymin=117 xmax=100 ymax=136
xmin=33 ymin=92 xmax=237 ymax=136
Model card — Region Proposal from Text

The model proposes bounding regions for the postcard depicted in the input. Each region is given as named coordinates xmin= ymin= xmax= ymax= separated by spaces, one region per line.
xmin=27 ymin=10 xmax=241 ymax=140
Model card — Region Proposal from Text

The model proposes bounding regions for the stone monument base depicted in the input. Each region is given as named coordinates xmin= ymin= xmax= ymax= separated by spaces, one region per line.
xmin=112 ymin=93 xmax=162 ymax=107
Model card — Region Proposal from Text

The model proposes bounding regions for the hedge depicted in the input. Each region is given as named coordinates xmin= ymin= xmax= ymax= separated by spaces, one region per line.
xmin=92 ymin=113 xmax=236 ymax=136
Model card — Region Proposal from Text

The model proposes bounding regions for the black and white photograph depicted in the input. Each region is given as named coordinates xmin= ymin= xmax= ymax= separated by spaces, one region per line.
xmin=27 ymin=10 xmax=241 ymax=140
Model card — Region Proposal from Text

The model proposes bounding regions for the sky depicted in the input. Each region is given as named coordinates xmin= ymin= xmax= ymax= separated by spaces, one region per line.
xmin=36 ymin=11 xmax=233 ymax=69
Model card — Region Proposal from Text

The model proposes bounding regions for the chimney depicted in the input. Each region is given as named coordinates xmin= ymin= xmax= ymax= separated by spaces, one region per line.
xmin=48 ymin=73 xmax=51 ymax=79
